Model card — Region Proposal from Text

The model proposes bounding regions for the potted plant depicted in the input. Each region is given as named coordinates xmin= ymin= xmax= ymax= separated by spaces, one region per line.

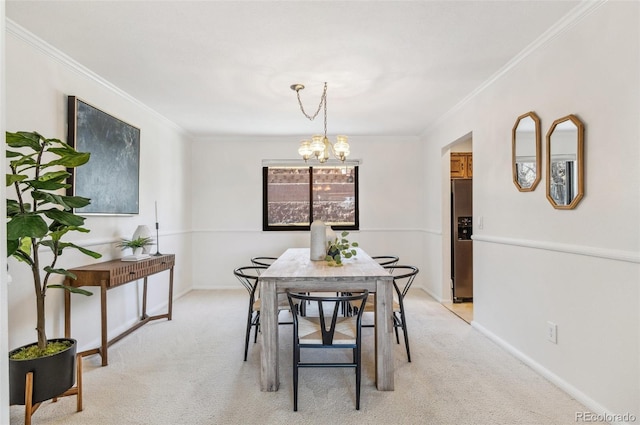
xmin=115 ymin=236 xmax=154 ymax=256
xmin=6 ymin=131 xmax=102 ymax=405
xmin=325 ymin=231 xmax=358 ymax=266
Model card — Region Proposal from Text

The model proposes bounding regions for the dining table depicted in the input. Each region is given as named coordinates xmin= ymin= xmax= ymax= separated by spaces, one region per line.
xmin=258 ymin=247 xmax=395 ymax=391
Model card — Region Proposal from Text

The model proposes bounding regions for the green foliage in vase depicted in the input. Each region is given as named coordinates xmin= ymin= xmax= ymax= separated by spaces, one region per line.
xmin=6 ymin=131 xmax=102 ymax=354
xmin=325 ymin=231 xmax=358 ymax=267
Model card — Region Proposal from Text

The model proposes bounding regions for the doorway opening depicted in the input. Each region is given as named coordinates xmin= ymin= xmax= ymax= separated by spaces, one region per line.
xmin=441 ymin=133 xmax=473 ymax=323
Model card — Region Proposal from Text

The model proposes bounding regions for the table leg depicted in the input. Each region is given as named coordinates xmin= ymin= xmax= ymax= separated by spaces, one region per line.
xmin=100 ymin=282 xmax=108 ymax=366
xmin=375 ymin=278 xmax=395 ymax=390
xmin=259 ymin=278 xmax=279 ymax=391
xmin=142 ymin=277 xmax=149 ymax=319
xmin=167 ymin=266 xmax=174 ymax=320
xmin=64 ymin=289 xmax=71 ymax=338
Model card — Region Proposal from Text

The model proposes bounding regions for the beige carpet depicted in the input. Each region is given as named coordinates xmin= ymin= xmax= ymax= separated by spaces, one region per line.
xmin=10 ymin=289 xmax=604 ymax=425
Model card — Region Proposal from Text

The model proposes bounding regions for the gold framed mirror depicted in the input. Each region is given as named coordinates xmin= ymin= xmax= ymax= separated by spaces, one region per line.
xmin=512 ymin=111 xmax=541 ymax=191
xmin=546 ymin=114 xmax=584 ymax=209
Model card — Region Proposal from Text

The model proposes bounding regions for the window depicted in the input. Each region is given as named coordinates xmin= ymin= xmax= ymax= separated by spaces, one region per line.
xmin=262 ymin=165 xmax=359 ymax=231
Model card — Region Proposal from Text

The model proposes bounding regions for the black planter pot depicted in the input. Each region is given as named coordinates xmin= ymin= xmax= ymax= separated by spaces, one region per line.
xmin=9 ymin=338 xmax=77 ymax=405
xmin=327 ymin=247 xmax=339 ymax=259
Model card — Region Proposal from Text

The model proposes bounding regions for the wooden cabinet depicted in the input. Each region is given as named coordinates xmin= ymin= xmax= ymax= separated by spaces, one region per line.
xmin=451 ymin=152 xmax=472 ymax=178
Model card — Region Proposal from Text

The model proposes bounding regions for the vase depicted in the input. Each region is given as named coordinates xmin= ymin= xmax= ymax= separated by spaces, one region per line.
xmin=132 ymin=225 xmax=153 ymax=254
xmin=310 ymin=220 xmax=326 ymax=261
xmin=325 ymin=225 xmax=336 ymax=248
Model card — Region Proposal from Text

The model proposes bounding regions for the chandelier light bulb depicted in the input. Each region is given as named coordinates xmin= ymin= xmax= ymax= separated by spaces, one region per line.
xmin=334 ymin=135 xmax=349 ymax=154
xmin=298 ymin=140 xmax=312 ymax=161
xmin=310 ymin=135 xmax=325 ymax=156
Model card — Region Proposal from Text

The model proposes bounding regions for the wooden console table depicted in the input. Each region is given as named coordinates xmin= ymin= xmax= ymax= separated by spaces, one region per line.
xmin=64 ymin=254 xmax=175 ymax=366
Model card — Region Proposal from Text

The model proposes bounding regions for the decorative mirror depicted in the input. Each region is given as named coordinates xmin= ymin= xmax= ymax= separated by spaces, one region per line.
xmin=512 ymin=111 xmax=541 ymax=191
xmin=546 ymin=114 xmax=584 ymax=209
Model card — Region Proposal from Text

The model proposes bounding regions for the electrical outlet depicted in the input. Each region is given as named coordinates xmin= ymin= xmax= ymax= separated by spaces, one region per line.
xmin=547 ymin=321 xmax=557 ymax=344
xmin=477 ymin=216 xmax=484 ymax=230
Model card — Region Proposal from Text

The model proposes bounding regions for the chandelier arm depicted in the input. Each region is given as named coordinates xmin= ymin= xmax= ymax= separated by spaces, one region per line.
xmin=327 ymin=141 xmax=343 ymax=161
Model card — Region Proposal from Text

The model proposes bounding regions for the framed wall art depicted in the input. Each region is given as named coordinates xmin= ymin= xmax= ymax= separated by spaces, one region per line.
xmin=67 ymin=96 xmax=140 ymax=215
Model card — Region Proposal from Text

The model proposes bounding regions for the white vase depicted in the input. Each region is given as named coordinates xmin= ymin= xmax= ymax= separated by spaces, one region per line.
xmin=325 ymin=225 xmax=336 ymax=249
xmin=132 ymin=225 xmax=152 ymax=254
xmin=310 ymin=220 xmax=326 ymax=261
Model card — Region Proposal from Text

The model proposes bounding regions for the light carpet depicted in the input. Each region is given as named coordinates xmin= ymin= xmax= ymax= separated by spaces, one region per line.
xmin=9 ymin=289 xmax=604 ymax=425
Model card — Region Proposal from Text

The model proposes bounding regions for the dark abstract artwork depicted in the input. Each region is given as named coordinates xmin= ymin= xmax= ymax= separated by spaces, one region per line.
xmin=68 ymin=96 xmax=140 ymax=214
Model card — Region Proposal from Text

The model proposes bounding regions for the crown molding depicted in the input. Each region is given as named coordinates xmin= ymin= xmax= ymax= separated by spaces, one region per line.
xmin=5 ymin=18 xmax=189 ymax=136
xmin=422 ymin=0 xmax=608 ymax=136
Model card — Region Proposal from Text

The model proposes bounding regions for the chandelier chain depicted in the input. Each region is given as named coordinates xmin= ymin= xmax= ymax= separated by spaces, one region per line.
xmin=323 ymin=88 xmax=328 ymax=137
xmin=295 ymin=82 xmax=328 ymax=122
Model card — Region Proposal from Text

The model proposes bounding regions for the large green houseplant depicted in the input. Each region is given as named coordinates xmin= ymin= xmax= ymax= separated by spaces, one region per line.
xmin=6 ymin=131 xmax=101 ymax=357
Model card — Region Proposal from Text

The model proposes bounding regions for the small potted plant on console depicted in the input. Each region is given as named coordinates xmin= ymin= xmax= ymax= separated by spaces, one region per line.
xmin=116 ymin=235 xmax=154 ymax=260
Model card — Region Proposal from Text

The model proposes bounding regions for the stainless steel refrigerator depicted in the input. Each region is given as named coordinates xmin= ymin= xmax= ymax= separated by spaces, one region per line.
xmin=451 ymin=178 xmax=473 ymax=302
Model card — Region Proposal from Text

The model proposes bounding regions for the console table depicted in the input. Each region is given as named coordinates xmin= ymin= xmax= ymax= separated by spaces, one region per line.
xmin=64 ymin=254 xmax=175 ymax=366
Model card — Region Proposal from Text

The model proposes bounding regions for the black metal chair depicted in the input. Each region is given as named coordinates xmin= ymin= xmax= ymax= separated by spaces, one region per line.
xmin=353 ymin=265 xmax=419 ymax=362
xmin=250 ymin=256 xmax=278 ymax=277
xmin=250 ymin=256 xmax=278 ymax=268
xmin=340 ymin=256 xmax=399 ymax=316
xmin=371 ymin=255 xmax=399 ymax=268
xmin=286 ymin=290 xmax=369 ymax=411
xmin=233 ymin=266 xmax=291 ymax=361
xmin=252 ymin=255 xmax=310 ymax=316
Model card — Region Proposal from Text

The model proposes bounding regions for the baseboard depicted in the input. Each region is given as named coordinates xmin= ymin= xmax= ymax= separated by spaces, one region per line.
xmin=191 ymin=284 xmax=239 ymax=291
xmin=416 ymin=286 xmax=446 ymax=303
xmin=472 ymin=321 xmax=634 ymax=425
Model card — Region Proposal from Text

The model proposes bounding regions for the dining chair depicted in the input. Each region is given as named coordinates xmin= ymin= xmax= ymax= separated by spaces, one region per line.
xmin=371 ymin=255 xmax=399 ymax=269
xmin=286 ymin=290 xmax=369 ymax=411
xmin=250 ymin=256 xmax=278 ymax=268
xmin=233 ymin=266 xmax=291 ymax=361
xmin=340 ymin=256 xmax=399 ymax=316
xmin=352 ymin=265 xmax=419 ymax=362
xmin=252 ymin=255 xmax=310 ymax=316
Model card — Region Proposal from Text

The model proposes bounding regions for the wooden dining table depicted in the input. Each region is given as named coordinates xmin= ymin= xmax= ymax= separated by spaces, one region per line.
xmin=258 ymin=247 xmax=395 ymax=391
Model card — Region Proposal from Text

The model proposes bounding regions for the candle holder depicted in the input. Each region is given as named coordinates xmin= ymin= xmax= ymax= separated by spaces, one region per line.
xmin=153 ymin=222 xmax=162 ymax=256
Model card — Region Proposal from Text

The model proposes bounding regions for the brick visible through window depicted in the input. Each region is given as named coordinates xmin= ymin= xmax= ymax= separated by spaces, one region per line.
xmin=262 ymin=166 xmax=359 ymax=231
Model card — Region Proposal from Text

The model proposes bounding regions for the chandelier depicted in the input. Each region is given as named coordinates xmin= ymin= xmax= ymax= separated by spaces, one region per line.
xmin=291 ymin=82 xmax=350 ymax=163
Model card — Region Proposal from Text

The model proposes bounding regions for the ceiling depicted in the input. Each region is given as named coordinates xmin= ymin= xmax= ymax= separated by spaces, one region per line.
xmin=6 ymin=1 xmax=581 ymax=139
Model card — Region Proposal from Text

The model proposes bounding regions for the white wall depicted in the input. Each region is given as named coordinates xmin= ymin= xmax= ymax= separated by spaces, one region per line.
xmin=4 ymin=23 xmax=194 ymax=357
xmin=422 ymin=2 xmax=639 ymax=421
xmin=189 ymin=135 xmax=427 ymax=289
xmin=0 ymin=3 xmax=9 ymax=423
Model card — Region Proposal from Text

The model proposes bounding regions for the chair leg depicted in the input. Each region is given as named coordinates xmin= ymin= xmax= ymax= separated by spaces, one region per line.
xmin=253 ymin=312 xmax=260 ymax=343
xmin=355 ymin=346 xmax=361 ymax=410
xmin=244 ymin=308 xmax=253 ymax=361
xmin=293 ymin=345 xmax=299 ymax=411
xmin=393 ymin=313 xmax=401 ymax=344
xmin=400 ymin=310 xmax=411 ymax=362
